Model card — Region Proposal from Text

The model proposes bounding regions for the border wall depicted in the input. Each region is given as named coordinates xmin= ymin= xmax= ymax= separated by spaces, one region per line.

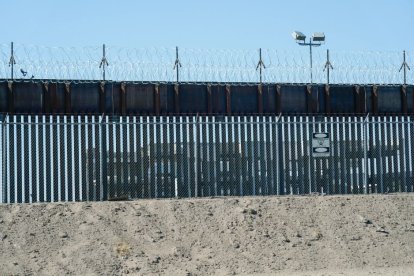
xmin=1 ymin=115 xmax=413 ymax=203
xmin=0 ymin=81 xmax=413 ymax=116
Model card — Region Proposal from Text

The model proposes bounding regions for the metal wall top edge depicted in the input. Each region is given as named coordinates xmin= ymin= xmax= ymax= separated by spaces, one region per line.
xmin=0 ymin=79 xmax=411 ymax=87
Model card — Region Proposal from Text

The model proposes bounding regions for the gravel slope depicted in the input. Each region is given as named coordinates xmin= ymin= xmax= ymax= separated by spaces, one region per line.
xmin=1 ymin=194 xmax=414 ymax=275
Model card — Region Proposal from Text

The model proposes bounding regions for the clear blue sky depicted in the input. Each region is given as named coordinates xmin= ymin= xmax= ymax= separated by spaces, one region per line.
xmin=1 ymin=0 xmax=413 ymax=50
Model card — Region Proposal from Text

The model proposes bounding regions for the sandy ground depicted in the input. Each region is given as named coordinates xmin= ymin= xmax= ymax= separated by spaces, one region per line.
xmin=1 ymin=194 xmax=414 ymax=276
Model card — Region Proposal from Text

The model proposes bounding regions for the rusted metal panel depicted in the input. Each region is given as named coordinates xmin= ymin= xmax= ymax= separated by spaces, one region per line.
xmin=377 ymin=85 xmax=402 ymax=114
xmin=124 ymin=83 xmax=154 ymax=115
xmin=262 ymin=85 xmax=276 ymax=114
xmin=230 ymin=85 xmax=256 ymax=114
xmin=13 ymin=81 xmax=43 ymax=113
xmin=0 ymin=80 xmax=411 ymax=116
xmin=70 ymin=82 xmax=100 ymax=114
xmin=329 ymin=85 xmax=355 ymax=114
xmin=0 ymin=81 xmax=9 ymax=113
xmin=211 ymin=85 xmax=226 ymax=114
xmin=311 ymin=85 xmax=321 ymax=113
xmin=179 ymin=84 xmax=207 ymax=114
xmin=52 ymin=82 xmax=68 ymax=114
xmin=104 ymin=82 xmax=121 ymax=115
xmin=279 ymin=85 xmax=307 ymax=114
xmin=314 ymin=85 xmax=324 ymax=114
xmin=364 ymin=86 xmax=373 ymax=114
xmin=158 ymin=84 xmax=174 ymax=115
xmin=280 ymin=85 xmax=308 ymax=114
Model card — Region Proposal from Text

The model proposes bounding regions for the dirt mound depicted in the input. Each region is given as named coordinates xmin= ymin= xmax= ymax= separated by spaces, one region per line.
xmin=1 ymin=194 xmax=414 ymax=275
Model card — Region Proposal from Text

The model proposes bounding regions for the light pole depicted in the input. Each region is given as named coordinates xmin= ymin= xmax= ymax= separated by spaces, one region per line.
xmin=292 ymin=31 xmax=325 ymax=84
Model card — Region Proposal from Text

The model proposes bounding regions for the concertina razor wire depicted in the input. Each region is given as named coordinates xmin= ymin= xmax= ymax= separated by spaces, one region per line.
xmin=0 ymin=43 xmax=412 ymax=85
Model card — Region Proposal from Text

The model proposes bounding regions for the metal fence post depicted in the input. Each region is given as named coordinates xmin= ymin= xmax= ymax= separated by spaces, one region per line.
xmin=363 ymin=114 xmax=369 ymax=194
xmin=100 ymin=114 xmax=107 ymax=200
xmin=173 ymin=46 xmax=181 ymax=83
xmin=324 ymin=49 xmax=333 ymax=84
xmin=256 ymin=48 xmax=266 ymax=83
xmin=275 ymin=113 xmax=282 ymax=195
xmin=99 ymin=44 xmax=109 ymax=81
xmin=0 ymin=115 xmax=4 ymax=203
xmin=194 ymin=115 xmax=199 ymax=197
xmin=9 ymin=42 xmax=16 ymax=80
xmin=399 ymin=50 xmax=410 ymax=85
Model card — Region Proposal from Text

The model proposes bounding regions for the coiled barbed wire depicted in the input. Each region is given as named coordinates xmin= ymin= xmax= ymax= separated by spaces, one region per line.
xmin=0 ymin=43 xmax=412 ymax=85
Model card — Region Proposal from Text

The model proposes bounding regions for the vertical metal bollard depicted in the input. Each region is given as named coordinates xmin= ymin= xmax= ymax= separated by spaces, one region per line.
xmin=276 ymin=113 xmax=282 ymax=195
xmin=0 ymin=116 xmax=3 ymax=204
xmin=100 ymin=114 xmax=108 ymax=200
xmin=193 ymin=116 xmax=198 ymax=197
xmin=363 ymin=115 xmax=369 ymax=194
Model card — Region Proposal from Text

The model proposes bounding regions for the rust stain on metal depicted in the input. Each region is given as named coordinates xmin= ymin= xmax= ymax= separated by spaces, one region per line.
xmin=64 ymin=82 xmax=71 ymax=113
xmin=257 ymin=84 xmax=263 ymax=114
xmin=325 ymin=84 xmax=330 ymax=96
xmin=207 ymin=84 xmax=212 ymax=114
xmin=276 ymin=84 xmax=281 ymax=113
xmin=154 ymin=84 xmax=160 ymax=116
xmin=401 ymin=85 xmax=408 ymax=114
xmin=226 ymin=85 xmax=231 ymax=115
xmin=325 ymin=84 xmax=331 ymax=114
xmin=120 ymin=82 xmax=126 ymax=115
xmin=306 ymin=85 xmax=312 ymax=94
xmin=174 ymin=84 xmax=180 ymax=113
xmin=373 ymin=85 xmax=378 ymax=96
xmin=100 ymin=81 xmax=105 ymax=93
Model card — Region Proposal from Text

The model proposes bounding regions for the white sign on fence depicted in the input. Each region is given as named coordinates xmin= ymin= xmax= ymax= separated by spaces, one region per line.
xmin=312 ymin=132 xmax=330 ymax=157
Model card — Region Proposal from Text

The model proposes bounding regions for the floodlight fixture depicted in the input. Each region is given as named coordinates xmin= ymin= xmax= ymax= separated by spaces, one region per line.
xmin=312 ymin=32 xmax=325 ymax=42
xmin=292 ymin=31 xmax=306 ymax=41
xmin=291 ymin=31 xmax=327 ymax=83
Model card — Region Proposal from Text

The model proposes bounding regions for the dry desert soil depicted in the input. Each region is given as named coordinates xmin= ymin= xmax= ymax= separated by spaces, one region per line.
xmin=1 ymin=194 xmax=414 ymax=275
